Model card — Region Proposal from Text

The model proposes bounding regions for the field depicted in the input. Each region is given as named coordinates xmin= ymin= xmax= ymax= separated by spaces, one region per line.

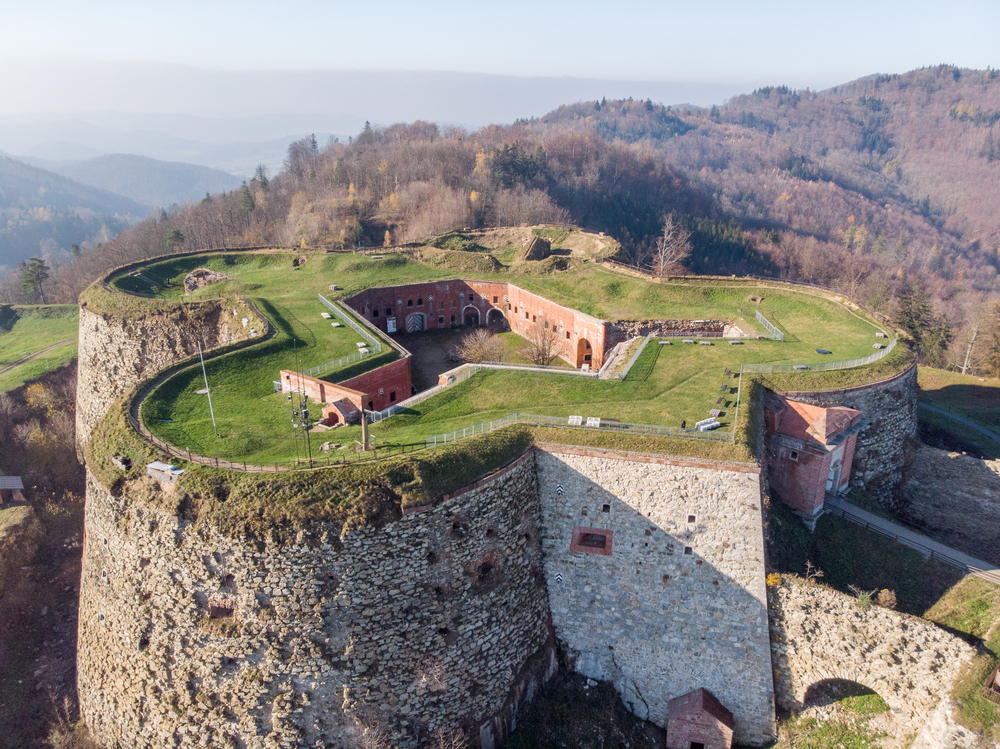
xmin=120 ymin=249 xmax=892 ymax=465
xmin=0 ymin=305 xmax=78 ymax=392
xmin=918 ymin=366 xmax=1000 ymax=431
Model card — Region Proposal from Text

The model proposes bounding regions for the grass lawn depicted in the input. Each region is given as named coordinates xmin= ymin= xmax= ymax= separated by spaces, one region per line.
xmin=125 ymin=250 xmax=893 ymax=465
xmin=0 ymin=305 xmax=78 ymax=393
xmin=924 ymin=576 xmax=1000 ymax=741
xmin=918 ymin=366 xmax=1000 ymax=431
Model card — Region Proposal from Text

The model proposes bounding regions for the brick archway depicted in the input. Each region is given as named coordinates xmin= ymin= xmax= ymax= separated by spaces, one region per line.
xmin=576 ymin=338 xmax=593 ymax=368
xmin=463 ymin=305 xmax=480 ymax=327
xmin=486 ymin=308 xmax=506 ymax=328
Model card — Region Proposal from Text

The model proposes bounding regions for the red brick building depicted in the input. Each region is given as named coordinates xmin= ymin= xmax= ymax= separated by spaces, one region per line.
xmin=279 ymin=357 xmax=413 ymax=424
xmin=344 ymin=280 xmax=611 ymax=369
xmin=764 ymin=393 xmax=865 ymax=519
xmin=666 ymin=688 xmax=735 ymax=749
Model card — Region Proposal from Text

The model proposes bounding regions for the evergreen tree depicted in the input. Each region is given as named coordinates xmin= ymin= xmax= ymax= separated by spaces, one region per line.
xmin=239 ymin=185 xmax=256 ymax=212
xmin=895 ymin=281 xmax=932 ymax=345
xmin=70 ymin=243 xmax=81 ymax=258
xmin=20 ymin=257 xmax=50 ymax=302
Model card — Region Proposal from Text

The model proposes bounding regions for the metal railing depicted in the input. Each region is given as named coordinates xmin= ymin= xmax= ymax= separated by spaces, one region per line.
xmin=317 ymin=294 xmax=383 ymax=353
xmin=425 ymin=412 xmax=735 ymax=447
xmin=755 ymin=310 xmax=785 ymax=341
xmin=741 ymin=337 xmax=896 ymax=375
xmin=302 ymin=347 xmax=374 ymax=378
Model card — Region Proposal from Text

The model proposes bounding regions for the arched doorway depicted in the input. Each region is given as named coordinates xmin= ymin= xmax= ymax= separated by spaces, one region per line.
xmin=486 ymin=308 xmax=506 ymax=329
xmin=576 ymin=338 xmax=593 ymax=368
xmin=405 ymin=312 xmax=426 ymax=333
xmin=463 ymin=306 xmax=480 ymax=327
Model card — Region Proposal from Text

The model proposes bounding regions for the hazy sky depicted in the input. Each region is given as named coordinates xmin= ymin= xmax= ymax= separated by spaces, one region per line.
xmin=4 ymin=0 xmax=997 ymax=87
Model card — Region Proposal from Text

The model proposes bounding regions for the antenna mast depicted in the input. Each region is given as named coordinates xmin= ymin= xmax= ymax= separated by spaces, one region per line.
xmin=197 ymin=341 xmax=218 ymax=437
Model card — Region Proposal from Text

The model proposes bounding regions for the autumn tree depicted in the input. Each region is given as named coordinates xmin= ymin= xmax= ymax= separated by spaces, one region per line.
xmin=523 ymin=323 xmax=561 ymax=366
xmin=651 ymin=215 xmax=692 ymax=276
xmin=456 ymin=328 xmax=506 ymax=363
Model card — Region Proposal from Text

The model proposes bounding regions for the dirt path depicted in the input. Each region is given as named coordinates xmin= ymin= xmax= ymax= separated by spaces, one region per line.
xmin=0 ymin=339 xmax=76 ymax=376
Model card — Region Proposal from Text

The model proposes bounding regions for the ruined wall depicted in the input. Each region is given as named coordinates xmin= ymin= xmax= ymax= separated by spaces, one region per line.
xmin=768 ymin=577 xmax=974 ymax=729
xmin=776 ymin=364 xmax=918 ymax=507
xmin=75 ymin=299 xmax=256 ymax=450
xmin=536 ymin=448 xmax=775 ymax=746
xmin=78 ymin=453 xmax=555 ymax=749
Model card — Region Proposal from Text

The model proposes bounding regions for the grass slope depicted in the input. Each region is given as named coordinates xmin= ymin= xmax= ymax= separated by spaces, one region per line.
xmin=115 ymin=250 xmax=892 ymax=465
xmin=0 ymin=305 xmax=78 ymax=393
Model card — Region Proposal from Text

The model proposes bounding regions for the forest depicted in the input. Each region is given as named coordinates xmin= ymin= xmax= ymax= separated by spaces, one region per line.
xmin=2 ymin=65 xmax=999 ymax=375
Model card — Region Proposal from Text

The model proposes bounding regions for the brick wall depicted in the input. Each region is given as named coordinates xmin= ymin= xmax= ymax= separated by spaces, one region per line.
xmin=339 ymin=356 xmax=413 ymax=411
xmin=344 ymin=281 xmax=612 ymax=368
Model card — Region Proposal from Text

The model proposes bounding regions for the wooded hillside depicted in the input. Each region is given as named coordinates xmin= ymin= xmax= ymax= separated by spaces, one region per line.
xmin=4 ymin=65 xmax=999 ymax=375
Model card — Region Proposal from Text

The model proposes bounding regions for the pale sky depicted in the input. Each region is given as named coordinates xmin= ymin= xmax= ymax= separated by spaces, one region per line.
xmin=3 ymin=0 xmax=997 ymax=87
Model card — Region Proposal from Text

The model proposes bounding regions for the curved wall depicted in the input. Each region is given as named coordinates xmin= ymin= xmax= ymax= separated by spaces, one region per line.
xmin=78 ymin=455 xmax=554 ymax=749
xmin=75 ymin=299 xmax=256 ymax=451
xmin=774 ymin=364 xmax=918 ymax=507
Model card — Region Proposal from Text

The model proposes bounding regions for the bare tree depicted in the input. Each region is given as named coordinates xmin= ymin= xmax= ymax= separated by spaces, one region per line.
xmin=455 ymin=329 xmax=506 ymax=363
xmin=522 ymin=323 xmax=561 ymax=366
xmin=650 ymin=215 xmax=692 ymax=276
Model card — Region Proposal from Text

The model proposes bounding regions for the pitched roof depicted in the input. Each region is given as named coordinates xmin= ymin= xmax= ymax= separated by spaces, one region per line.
xmin=0 ymin=476 xmax=24 ymax=490
xmin=774 ymin=397 xmax=862 ymax=445
xmin=667 ymin=688 xmax=735 ymax=729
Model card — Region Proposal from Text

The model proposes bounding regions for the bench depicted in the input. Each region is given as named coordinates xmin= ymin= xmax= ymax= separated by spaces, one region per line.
xmin=873 ymin=343 xmax=885 ymax=349
xmin=716 ymin=397 xmax=724 ymax=405
xmin=719 ymin=383 xmax=728 ymax=393
xmin=320 ymin=312 xmax=331 ymax=319
xmin=724 ymin=368 xmax=731 ymax=376
xmin=586 ymin=417 xmax=601 ymax=428
xmin=568 ymin=415 xmax=583 ymax=426
xmin=729 ymin=340 xmax=743 ymax=345
xmin=698 ymin=340 xmax=713 ymax=346
xmin=695 ymin=417 xmax=720 ymax=432
xmin=709 ymin=409 xmax=721 ymax=417
xmin=332 ymin=322 xmax=342 ymax=327
xmin=658 ymin=340 xmax=672 ymax=345
xmin=682 ymin=339 xmax=695 ymax=344
xmin=793 ymin=364 xmax=808 ymax=371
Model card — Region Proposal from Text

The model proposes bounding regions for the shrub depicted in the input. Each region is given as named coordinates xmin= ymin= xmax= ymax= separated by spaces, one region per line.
xmin=875 ymin=589 xmax=897 ymax=609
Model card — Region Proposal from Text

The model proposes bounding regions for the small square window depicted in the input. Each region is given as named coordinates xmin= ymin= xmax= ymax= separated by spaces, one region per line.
xmin=525 ymin=311 xmax=529 ymax=319
xmin=451 ymin=315 xmax=456 ymax=324
xmin=790 ymin=450 xmax=799 ymax=461
xmin=571 ymin=526 xmax=613 ymax=556
xmin=438 ymin=316 xmax=445 ymax=325
xmin=389 ymin=391 xmax=396 ymax=402
xmin=684 ymin=546 xmax=693 ymax=555
xmin=687 ymin=515 xmax=696 ymax=523
xmin=532 ymin=315 xmax=537 ymax=323
xmin=451 ymin=301 xmax=456 ymax=308
xmin=602 ymin=503 xmax=611 ymax=513
xmin=439 ymin=302 xmax=444 ymax=310
xmin=372 ymin=309 xmax=379 ymax=318
xmin=385 ymin=308 xmax=392 ymax=316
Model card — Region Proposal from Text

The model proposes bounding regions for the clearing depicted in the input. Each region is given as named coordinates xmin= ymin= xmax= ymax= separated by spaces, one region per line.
xmin=0 ymin=305 xmax=79 ymax=393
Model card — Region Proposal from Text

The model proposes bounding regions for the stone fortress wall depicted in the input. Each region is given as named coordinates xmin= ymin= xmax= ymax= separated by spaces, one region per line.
xmin=75 ymin=263 xmax=930 ymax=749
xmin=536 ymin=448 xmax=775 ymax=746
xmin=79 ymin=455 xmax=555 ymax=749
xmin=774 ymin=364 xmax=918 ymax=507
xmin=75 ymin=298 xmax=260 ymax=451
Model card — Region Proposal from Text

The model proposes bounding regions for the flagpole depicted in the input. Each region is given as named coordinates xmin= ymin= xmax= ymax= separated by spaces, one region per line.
xmin=198 ymin=341 xmax=218 ymax=437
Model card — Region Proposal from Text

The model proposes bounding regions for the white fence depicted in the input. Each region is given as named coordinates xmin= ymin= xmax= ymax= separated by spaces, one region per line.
xmin=424 ymin=412 xmax=735 ymax=447
xmin=754 ymin=310 xmax=785 ymax=341
xmin=303 ymin=294 xmax=384 ymax=378
xmin=741 ymin=337 xmax=896 ymax=374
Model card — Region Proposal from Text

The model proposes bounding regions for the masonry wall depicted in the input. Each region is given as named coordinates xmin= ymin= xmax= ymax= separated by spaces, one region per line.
xmin=78 ymin=454 xmax=555 ymax=749
xmin=776 ymin=364 xmax=918 ymax=507
xmin=339 ymin=356 xmax=413 ymax=412
xmin=344 ymin=281 xmax=611 ymax=369
xmin=535 ymin=449 xmax=775 ymax=746
xmin=75 ymin=300 xmax=256 ymax=450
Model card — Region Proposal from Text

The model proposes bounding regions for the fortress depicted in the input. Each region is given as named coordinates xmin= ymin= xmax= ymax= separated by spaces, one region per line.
xmin=73 ymin=248 xmax=959 ymax=749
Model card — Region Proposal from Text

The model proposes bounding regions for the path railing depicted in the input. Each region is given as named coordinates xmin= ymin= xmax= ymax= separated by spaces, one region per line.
xmin=740 ymin=337 xmax=896 ymax=375
xmin=823 ymin=500 xmax=1000 ymax=583
xmin=755 ymin=310 xmax=785 ymax=341
xmin=425 ymin=412 xmax=735 ymax=448
xmin=317 ymin=294 xmax=382 ymax=353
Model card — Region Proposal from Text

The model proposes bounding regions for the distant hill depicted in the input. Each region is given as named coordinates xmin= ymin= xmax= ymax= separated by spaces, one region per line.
xmin=0 ymin=156 xmax=147 ymax=276
xmin=23 ymin=154 xmax=243 ymax=209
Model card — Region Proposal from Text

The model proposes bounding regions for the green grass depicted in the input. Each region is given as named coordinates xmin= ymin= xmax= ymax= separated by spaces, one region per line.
xmin=918 ymin=407 xmax=1000 ymax=460
xmin=773 ymin=714 xmax=886 ymax=749
xmin=0 ymin=305 xmax=78 ymax=392
xmin=102 ymin=249 xmax=899 ymax=465
xmin=919 ymin=366 xmax=1000 ymax=431
xmin=925 ymin=576 xmax=1000 ymax=740
xmin=767 ymin=502 xmax=962 ymax=616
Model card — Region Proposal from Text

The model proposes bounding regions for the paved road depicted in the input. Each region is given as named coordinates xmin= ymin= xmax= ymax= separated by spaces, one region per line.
xmin=825 ymin=494 xmax=1000 ymax=585
xmin=0 ymin=338 xmax=76 ymax=377
xmin=918 ymin=401 xmax=1000 ymax=444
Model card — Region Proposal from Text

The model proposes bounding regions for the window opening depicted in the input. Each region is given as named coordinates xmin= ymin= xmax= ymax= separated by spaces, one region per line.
xmin=688 ymin=515 xmax=696 ymax=523
xmin=407 ymin=299 xmax=413 ymax=307
xmin=417 ymin=297 xmax=423 ymax=305
xmin=372 ymin=309 xmax=379 ymax=318
xmin=790 ymin=450 xmax=799 ymax=461
xmin=389 ymin=391 xmax=396 ymax=402
xmin=602 ymin=504 xmax=611 ymax=513
xmin=684 ymin=546 xmax=693 ymax=555
xmin=579 ymin=533 xmax=607 ymax=549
